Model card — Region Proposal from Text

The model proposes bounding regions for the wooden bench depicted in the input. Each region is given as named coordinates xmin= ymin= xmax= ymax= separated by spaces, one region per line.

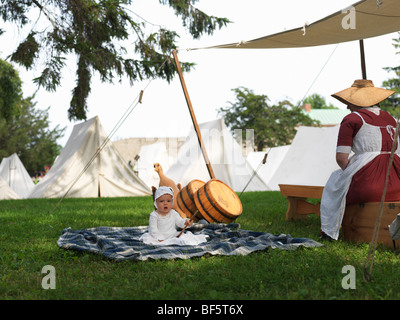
xmin=279 ymin=184 xmax=324 ymax=221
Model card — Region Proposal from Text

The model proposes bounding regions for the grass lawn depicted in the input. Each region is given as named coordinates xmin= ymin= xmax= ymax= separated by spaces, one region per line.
xmin=1 ymin=191 xmax=400 ymax=301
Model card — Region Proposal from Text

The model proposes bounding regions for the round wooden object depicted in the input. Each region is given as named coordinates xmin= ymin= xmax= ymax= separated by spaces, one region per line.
xmin=194 ymin=179 xmax=243 ymax=223
xmin=177 ymin=179 xmax=205 ymax=221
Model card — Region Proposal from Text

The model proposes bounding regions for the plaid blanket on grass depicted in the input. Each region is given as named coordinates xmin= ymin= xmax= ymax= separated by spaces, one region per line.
xmin=57 ymin=223 xmax=322 ymax=261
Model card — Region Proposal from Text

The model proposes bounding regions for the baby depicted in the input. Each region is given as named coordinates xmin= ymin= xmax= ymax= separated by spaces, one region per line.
xmin=140 ymin=186 xmax=208 ymax=245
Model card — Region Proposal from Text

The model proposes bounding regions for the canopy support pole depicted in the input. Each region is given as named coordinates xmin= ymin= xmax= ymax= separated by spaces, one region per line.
xmin=172 ymin=49 xmax=215 ymax=180
xmin=359 ymin=39 xmax=367 ymax=80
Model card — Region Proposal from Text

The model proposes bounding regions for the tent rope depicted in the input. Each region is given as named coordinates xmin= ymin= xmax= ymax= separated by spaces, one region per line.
xmin=297 ymin=44 xmax=339 ymax=107
xmin=239 ymin=151 xmax=268 ymax=198
xmin=363 ymin=110 xmax=400 ymax=281
xmin=49 ymin=54 xmax=172 ymax=214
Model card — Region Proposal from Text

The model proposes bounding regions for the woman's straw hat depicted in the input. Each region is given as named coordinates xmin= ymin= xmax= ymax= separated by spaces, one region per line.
xmin=331 ymin=79 xmax=394 ymax=107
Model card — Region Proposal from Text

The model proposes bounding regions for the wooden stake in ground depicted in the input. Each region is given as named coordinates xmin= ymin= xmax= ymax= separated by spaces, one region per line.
xmin=172 ymin=49 xmax=215 ymax=180
xmin=363 ymin=110 xmax=400 ymax=282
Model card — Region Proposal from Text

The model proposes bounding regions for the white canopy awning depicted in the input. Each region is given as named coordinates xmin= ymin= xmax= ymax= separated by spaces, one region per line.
xmin=201 ymin=0 xmax=400 ymax=49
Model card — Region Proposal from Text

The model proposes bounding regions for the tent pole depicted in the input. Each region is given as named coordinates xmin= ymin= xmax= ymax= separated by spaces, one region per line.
xmin=172 ymin=49 xmax=215 ymax=180
xmin=359 ymin=39 xmax=367 ymax=80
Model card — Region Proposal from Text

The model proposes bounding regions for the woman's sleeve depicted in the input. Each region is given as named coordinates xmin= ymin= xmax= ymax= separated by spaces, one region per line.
xmin=336 ymin=113 xmax=362 ymax=153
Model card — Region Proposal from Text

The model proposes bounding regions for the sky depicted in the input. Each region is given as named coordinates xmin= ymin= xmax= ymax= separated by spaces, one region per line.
xmin=1 ymin=0 xmax=399 ymax=148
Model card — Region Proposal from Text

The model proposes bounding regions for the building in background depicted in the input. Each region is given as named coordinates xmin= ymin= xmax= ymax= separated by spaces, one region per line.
xmin=302 ymin=104 xmax=350 ymax=127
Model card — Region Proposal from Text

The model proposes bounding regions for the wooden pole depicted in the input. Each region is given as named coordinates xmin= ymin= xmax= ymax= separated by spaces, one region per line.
xmin=172 ymin=49 xmax=215 ymax=180
xmin=359 ymin=39 xmax=367 ymax=80
xmin=177 ymin=210 xmax=199 ymax=238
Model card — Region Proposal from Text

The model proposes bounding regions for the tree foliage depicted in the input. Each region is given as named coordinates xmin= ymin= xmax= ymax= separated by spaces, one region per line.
xmin=0 ymin=0 xmax=230 ymax=121
xmin=0 ymin=95 xmax=65 ymax=176
xmin=218 ymin=87 xmax=319 ymax=151
xmin=0 ymin=59 xmax=22 ymax=122
xmin=381 ymin=33 xmax=400 ymax=117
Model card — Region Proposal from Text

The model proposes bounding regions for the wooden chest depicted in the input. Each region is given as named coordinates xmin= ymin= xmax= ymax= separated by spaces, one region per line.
xmin=342 ymin=202 xmax=400 ymax=249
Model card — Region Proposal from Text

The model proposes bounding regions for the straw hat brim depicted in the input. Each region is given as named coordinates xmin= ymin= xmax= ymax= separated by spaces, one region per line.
xmin=332 ymin=80 xmax=394 ymax=107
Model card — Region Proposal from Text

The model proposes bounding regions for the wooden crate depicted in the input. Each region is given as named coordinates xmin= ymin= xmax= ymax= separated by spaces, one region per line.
xmin=342 ymin=202 xmax=400 ymax=249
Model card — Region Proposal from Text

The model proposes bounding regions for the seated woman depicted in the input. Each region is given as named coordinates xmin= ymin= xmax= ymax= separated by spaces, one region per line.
xmin=320 ymin=79 xmax=399 ymax=240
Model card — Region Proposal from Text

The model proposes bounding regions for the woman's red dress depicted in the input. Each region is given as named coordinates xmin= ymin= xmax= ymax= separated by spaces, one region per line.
xmin=337 ymin=109 xmax=400 ymax=204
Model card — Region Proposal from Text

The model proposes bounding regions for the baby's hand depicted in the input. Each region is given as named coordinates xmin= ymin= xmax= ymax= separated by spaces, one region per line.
xmin=185 ymin=219 xmax=193 ymax=227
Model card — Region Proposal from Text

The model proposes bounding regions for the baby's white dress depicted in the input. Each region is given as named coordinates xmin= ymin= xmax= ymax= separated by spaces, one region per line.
xmin=139 ymin=209 xmax=208 ymax=246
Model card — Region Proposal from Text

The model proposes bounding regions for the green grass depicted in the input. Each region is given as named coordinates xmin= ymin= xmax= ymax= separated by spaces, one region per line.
xmin=1 ymin=191 xmax=400 ymax=300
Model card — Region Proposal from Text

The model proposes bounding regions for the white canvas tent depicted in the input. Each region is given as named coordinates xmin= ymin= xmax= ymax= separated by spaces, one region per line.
xmin=137 ymin=142 xmax=174 ymax=188
xmin=0 ymin=176 xmax=21 ymax=200
xmin=29 ymin=116 xmax=151 ymax=198
xmin=0 ymin=153 xmax=35 ymax=198
xmin=247 ymin=145 xmax=291 ymax=190
xmin=166 ymin=118 xmax=269 ymax=192
xmin=267 ymin=126 xmax=341 ymax=190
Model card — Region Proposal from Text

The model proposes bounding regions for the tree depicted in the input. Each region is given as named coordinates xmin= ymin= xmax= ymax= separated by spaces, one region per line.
xmin=0 ymin=59 xmax=22 ymax=122
xmin=381 ymin=33 xmax=400 ymax=117
xmin=0 ymin=95 xmax=65 ymax=176
xmin=0 ymin=58 xmax=64 ymax=175
xmin=0 ymin=0 xmax=230 ymax=121
xmin=218 ymin=87 xmax=319 ymax=151
xmin=300 ymin=93 xmax=337 ymax=109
